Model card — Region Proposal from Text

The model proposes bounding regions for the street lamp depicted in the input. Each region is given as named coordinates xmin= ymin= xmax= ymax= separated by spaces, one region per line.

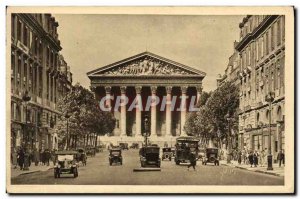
xmin=65 ymin=112 xmax=70 ymax=150
xmin=22 ymin=90 xmax=31 ymax=170
xmin=144 ymin=114 xmax=150 ymax=147
xmin=265 ymin=91 xmax=275 ymax=170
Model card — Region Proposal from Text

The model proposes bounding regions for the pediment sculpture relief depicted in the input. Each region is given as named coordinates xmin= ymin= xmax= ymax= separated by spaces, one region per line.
xmin=103 ymin=58 xmax=194 ymax=75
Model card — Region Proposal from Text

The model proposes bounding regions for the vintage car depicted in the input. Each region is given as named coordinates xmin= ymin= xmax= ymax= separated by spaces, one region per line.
xmin=139 ymin=145 xmax=161 ymax=167
xmin=202 ymin=148 xmax=220 ymax=166
xmin=109 ymin=148 xmax=123 ymax=165
xmin=54 ymin=151 xmax=79 ymax=178
xmin=162 ymin=147 xmax=172 ymax=161
xmin=86 ymin=147 xmax=96 ymax=157
xmin=119 ymin=142 xmax=129 ymax=150
xmin=77 ymin=148 xmax=87 ymax=166
xmin=130 ymin=143 xmax=139 ymax=149
xmin=174 ymin=136 xmax=200 ymax=165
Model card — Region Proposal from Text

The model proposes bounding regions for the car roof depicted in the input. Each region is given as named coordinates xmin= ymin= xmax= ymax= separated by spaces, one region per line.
xmin=176 ymin=136 xmax=200 ymax=142
xmin=55 ymin=150 xmax=78 ymax=155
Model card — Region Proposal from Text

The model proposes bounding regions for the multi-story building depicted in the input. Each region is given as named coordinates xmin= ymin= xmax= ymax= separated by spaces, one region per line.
xmin=235 ymin=15 xmax=285 ymax=160
xmin=217 ymin=41 xmax=241 ymax=87
xmin=10 ymin=14 xmax=72 ymax=151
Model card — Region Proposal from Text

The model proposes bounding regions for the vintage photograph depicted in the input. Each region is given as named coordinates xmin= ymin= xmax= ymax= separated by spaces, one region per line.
xmin=6 ymin=7 xmax=294 ymax=193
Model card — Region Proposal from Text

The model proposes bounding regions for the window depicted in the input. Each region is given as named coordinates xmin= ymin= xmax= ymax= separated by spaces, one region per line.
xmin=277 ymin=19 xmax=281 ymax=45
xmin=11 ymin=15 xmax=15 ymax=37
xmin=266 ymin=31 xmax=269 ymax=55
xmin=23 ymin=26 xmax=28 ymax=46
xmin=256 ymin=40 xmax=259 ymax=61
xmin=17 ymin=20 xmax=22 ymax=41
xmin=282 ymin=16 xmax=285 ymax=41
xmin=261 ymin=37 xmax=264 ymax=58
xmin=248 ymin=47 xmax=251 ymax=65
xmin=271 ymin=24 xmax=275 ymax=50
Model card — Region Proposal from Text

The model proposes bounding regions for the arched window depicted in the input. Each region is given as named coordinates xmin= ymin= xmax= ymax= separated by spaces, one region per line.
xmin=266 ymin=110 xmax=270 ymax=121
xmin=277 ymin=106 xmax=282 ymax=121
xmin=16 ymin=104 xmax=21 ymax=121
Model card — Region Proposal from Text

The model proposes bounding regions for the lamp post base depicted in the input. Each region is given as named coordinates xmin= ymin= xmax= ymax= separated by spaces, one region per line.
xmin=267 ymin=154 xmax=273 ymax=170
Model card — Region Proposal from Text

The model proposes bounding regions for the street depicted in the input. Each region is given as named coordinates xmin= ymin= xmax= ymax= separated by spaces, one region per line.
xmin=11 ymin=149 xmax=284 ymax=185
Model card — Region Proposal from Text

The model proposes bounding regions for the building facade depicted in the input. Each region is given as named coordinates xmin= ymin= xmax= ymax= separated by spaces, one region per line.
xmin=217 ymin=41 xmax=241 ymax=87
xmin=235 ymin=15 xmax=285 ymax=159
xmin=87 ymin=52 xmax=205 ymax=147
xmin=10 ymin=14 xmax=72 ymax=151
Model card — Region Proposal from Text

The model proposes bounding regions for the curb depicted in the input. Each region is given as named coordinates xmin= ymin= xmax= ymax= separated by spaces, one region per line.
xmin=16 ymin=167 xmax=53 ymax=177
xmin=221 ymin=163 xmax=283 ymax=177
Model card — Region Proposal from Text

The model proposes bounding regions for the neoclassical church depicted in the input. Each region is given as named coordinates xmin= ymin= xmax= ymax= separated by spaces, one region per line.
xmin=87 ymin=52 xmax=206 ymax=146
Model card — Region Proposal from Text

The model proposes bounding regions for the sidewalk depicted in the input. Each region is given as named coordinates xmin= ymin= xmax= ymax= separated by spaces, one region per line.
xmin=220 ymin=160 xmax=284 ymax=177
xmin=10 ymin=163 xmax=53 ymax=178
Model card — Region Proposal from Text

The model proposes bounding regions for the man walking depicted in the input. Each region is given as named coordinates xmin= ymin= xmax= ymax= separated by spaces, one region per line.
xmin=277 ymin=149 xmax=285 ymax=167
xmin=187 ymin=152 xmax=197 ymax=171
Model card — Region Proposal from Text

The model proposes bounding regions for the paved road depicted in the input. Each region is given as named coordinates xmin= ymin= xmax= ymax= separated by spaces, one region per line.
xmin=11 ymin=150 xmax=284 ymax=185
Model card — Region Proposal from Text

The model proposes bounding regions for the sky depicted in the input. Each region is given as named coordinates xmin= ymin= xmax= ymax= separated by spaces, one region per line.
xmin=54 ymin=14 xmax=244 ymax=92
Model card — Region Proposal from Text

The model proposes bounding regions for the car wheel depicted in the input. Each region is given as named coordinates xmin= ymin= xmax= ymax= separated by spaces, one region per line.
xmin=120 ymin=161 xmax=123 ymax=165
xmin=175 ymin=160 xmax=180 ymax=165
xmin=169 ymin=157 xmax=172 ymax=161
xmin=109 ymin=161 xmax=112 ymax=166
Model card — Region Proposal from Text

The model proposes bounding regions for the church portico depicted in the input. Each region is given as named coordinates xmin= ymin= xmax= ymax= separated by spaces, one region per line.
xmin=87 ymin=52 xmax=206 ymax=147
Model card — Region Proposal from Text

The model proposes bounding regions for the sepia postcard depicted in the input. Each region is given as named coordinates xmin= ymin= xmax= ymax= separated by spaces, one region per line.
xmin=6 ymin=6 xmax=294 ymax=194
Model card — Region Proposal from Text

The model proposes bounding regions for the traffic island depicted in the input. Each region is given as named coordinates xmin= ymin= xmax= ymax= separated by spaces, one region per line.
xmin=133 ymin=168 xmax=161 ymax=172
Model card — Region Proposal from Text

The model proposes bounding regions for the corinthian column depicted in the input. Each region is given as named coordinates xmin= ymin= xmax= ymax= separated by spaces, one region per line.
xmin=150 ymin=86 xmax=157 ymax=137
xmin=196 ymin=86 xmax=203 ymax=105
xmin=105 ymin=86 xmax=112 ymax=110
xmin=120 ymin=86 xmax=127 ymax=136
xmin=180 ymin=86 xmax=188 ymax=136
xmin=166 ymin=86 xmax=172 ymax=136
xmin=135 ymin=86 xmax=142 ymax=137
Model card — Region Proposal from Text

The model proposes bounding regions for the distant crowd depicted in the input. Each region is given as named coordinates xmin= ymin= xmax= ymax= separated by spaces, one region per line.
xmin=11 ymin=146 xmax=57 ymax=170
xmin=220 ymin=148 xmax=285 ymax=167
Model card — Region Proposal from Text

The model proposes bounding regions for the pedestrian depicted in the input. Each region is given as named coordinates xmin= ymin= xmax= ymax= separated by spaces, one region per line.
xmin=253 ymin=150 xmax=258 ymax=167
xmin=45 ymin=149 xmax=50 ymax=166
xmin=33 ymin=148 xmax=40 ymax=166
xmin=241 ymin=149 xmax=246 ymax=164
xmin=248 ymin=151 xmax=253 ymax=167
xmin=18 ymin=148 xmax=25 ymax=170
xmin=39 ymin=149 xmax=43 ymax=165
xmin=277 ymin=149 xmax=285 ymax=167
xmin=187 ymin=152 xmax=197 ymax=171
xmin=11 ymin=148 xmax=18 ymax=169
xmin=237 ymin=150 xmax=242 ymax=164
xmin=41 ymin=149 xmax=46 ymax=166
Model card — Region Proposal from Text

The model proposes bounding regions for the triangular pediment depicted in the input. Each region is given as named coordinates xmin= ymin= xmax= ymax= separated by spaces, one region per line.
xmin=87 ymin=52 xmax=206 ymax=77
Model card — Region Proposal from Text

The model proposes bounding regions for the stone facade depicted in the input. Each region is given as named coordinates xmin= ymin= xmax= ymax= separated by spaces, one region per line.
xmin=10 ymin=14 xmax=72 ymax=151
xmin=235 ymin=15 xmax=285 ymax=159
xmin=87 ymin=52 xmax=205 ymax=147
xmin=217 ymin=41 xmax=241 ymax=87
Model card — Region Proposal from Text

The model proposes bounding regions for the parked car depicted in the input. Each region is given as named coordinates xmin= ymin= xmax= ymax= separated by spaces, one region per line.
xmin=109 ymin=148 xmax=123 ymax=166
xmin=86 ymin=147 xmax=96 ymax=157
xmin=119 ymin=143 xmax=129 ymax=150
xmin=130 ymin=143 xmax=139 ymax=149
xmin=202 ymin=148 xmax=220 ymax=166
xmin=162 ymin=147 xmax=172 ymax=161
xmin=54 ymin=150 xmax=79 ymax=178
xmin=139 ymin=145 xmax=161 ymax=167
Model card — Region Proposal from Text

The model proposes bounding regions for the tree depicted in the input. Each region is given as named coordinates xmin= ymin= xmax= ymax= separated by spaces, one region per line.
xmin=55 ymin=83 xmax=115 ymax=149
xmin=185 ymin=81 xmax=239 ymax=148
